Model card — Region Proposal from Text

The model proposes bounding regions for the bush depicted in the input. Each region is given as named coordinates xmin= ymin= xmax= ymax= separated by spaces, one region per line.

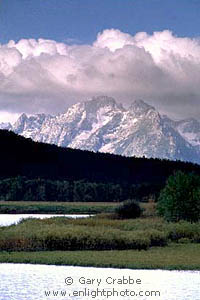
xmin=167 ymin=221 xmax=200 ymax=242
xmin=115 ymin=200 xmax=142 ymax=219
xmin=0 ymin=222 xmax=150 ymax=251
xmin=146 ymin=229 xmax=168 ymax=247
xmin=157 ymin=171 xmax=200 ymax=222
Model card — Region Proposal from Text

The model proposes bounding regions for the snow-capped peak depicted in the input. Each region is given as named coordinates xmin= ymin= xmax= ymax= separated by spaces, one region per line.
xmin=3 ymin=96 xmax=200 ymax=164
xmin=83 ymin=95 xmax=122 ymax=113
xmin=129 ymin=99 xmax=155 ymax=116
xmin=0 ymin=122 xmax=12 ymax=130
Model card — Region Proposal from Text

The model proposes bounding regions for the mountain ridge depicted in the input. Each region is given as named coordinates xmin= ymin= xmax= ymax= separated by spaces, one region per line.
xmin=1 ymin=96 xmax=200 ymax=164
xmin=1 ymin=128 xmax=200 ymax=185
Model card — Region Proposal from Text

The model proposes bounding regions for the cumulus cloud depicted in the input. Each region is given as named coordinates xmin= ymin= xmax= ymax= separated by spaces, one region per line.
xmin=1 ymin=29 xmax=200 ymax=122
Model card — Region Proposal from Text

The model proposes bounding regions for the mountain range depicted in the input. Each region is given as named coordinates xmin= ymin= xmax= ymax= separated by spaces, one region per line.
xmin=1 ymin=96 xmax=200 ymax=164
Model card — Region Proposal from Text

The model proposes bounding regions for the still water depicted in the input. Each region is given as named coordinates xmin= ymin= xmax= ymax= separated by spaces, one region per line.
xmin=0 ymin=263 xmax=199 ymax=300
xmin=0 ymin=214 xmax=92 ymax=226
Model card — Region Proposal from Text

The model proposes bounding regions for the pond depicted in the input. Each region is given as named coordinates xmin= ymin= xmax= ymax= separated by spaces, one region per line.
xmin=0 ymin=214 xmax=92 ymax=226
xmin=0 ymin=263 xmax=199 ymax=299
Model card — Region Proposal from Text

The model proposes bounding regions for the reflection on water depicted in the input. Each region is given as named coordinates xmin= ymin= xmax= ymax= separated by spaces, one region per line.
xmin=0 ymin=263 xmax=199 ymax=300
xmin=0 ymin=214 xmax=92 ymax=226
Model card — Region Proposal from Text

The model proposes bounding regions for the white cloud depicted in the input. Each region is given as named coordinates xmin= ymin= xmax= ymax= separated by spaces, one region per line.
xmin=0 ymin=111 xmax=20 ymax=124
xmin=1 ymin=29 xmax=200 ymax=121
xmin=94 ymin=29 xmax=135 ymax=51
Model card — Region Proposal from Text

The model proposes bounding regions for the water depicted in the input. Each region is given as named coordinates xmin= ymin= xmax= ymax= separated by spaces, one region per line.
xmin=0 ymin=214 xmax=92 ymax=226
xmin=0 ymin=264 xmax=199 ymax=300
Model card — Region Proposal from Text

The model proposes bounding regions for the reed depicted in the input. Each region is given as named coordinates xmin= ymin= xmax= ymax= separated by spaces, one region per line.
xmin=0 ymin=215 xmax=199 ymax=252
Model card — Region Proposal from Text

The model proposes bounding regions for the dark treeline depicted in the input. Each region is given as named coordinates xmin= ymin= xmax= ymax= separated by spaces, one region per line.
xmin=1 ymin=129 xmax=200 ymax=201
xmin=0 ymin=176 xmax=162 ymax=202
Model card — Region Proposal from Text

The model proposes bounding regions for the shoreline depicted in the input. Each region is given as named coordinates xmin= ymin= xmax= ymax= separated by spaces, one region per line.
xmin=0 ymin=261 xmax=199 ymax=272
xmin=1 ymin=203 xmax=200 ymax=272
xmin=0 ymin=244 xmax=200 ymax=271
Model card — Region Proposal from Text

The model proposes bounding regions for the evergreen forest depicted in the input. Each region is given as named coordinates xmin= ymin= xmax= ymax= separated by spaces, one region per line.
xmin=1 ymin=129 xmax=200 ymax=202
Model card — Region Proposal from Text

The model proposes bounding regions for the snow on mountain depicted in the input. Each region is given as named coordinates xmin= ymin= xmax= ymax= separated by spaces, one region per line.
xmin=175 ymin=119 xmax=200 ymax=147
xmin=3 ymin=96 xmax=200 ymax=164
xmin=0 ymin=122 xmax=12 ymax=130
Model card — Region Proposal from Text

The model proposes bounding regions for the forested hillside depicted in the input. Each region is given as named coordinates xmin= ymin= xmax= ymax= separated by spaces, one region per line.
xmin=1 ymin=129 xmax=200 ymax=201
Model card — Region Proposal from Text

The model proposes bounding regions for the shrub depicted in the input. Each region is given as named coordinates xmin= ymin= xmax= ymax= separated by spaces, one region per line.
xmin=115 ymin=199 xmax=142 ymax=219
xmin=157 ymin=171 xmax=200 ymax=222
xmin=0 ymin=222 xmax=150 ymax=251
xmin=146 ymin=229 xmax=168 ymax=247
xmin=167 ymin=221 xmax=200 ymax=242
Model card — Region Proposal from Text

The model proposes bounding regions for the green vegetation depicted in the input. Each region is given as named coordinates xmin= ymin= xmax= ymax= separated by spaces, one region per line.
xmin=0 ymin=244 xmax=199 ymax=270
xmin=1 ymin=129 xmax=200 ymax=200
xmin=1 ymin=129 xmax=200 ymax=206
xmin=157 ymin=171 xmax=200 ymax=222
xmin=0 ymin=215 xmax=200 ymax=269
xmin=115 ymin=199 xmax=142 ymax=219
xmin=0 ymin=216 xmax=200 ymax=252
xmin=1 ymin=130 xmax=200 ymax=269
xmin=0 ymin=176 xmax=158 ymax=203
xmin=0 ymin=201 xmax=118 ymax=214
xmin=0 ymin=200 xmax=200 ymax=269
xmin=0 ymin=217 xmax=159 ymax=251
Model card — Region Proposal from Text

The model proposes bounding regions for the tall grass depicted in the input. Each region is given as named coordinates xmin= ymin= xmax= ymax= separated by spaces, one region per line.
xmin=1 ymin=244 xmax=200 ymax=270
xmin=0 ymin=220 xmax=150 ymax=251
xmin=0 ymin=215 xmax=199 ymax=252
xmin=0 ymin=201 xmax=118 ymax=214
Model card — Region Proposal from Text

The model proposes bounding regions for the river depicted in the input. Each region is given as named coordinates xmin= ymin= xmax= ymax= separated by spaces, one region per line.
xmin=0 ymin=214 xmax=92 ymax=226
xmin=0 ymin=263 xmax=199 ymax=299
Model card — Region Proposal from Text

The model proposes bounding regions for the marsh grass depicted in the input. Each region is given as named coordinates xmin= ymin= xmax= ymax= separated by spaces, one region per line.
xmin=0 ymin=219 xmax=151 ymax=251
xmin=0 ymin=201 xmax=200 ymax=269
xmin=0 ymin=201 xmax=118 ymax=214
xmin=1 ymin=215 xmax=200 ymax=252
xmin=0 ymin=201 xmax=156 ymax=215
xmin=0 ymin=244 xmax=199 ymax=270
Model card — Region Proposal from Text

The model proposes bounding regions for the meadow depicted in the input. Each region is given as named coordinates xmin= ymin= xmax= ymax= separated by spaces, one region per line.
xmin=0 ymin=244 xmax=199 ymax=270
xmin=1 ymin=214 xmax=200 ymax=251
xmin=0 ymin=202 xmax=200 ymax=269
xmin=0 ymin=201 xmax=118 ymax=214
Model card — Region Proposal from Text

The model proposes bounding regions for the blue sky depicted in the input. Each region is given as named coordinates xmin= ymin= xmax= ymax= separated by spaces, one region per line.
xmin=1 ymin=0 xmax=200 ymax=122
xmin=1 ymin=0 xmax=200 ymax=44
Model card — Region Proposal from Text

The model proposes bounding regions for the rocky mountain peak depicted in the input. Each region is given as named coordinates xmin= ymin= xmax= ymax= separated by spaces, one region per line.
xmin=0 ymin=122 xmax=12 ymax=130
xmin=1 ymin=96 xmax=200 ymax=164
xmin=12 ymin=113 xmax=28 ymax=134
xmin=129 ymin=99 xmax=155 ymax=116
xmin=83 ymin=96 xmax=121 ymax=113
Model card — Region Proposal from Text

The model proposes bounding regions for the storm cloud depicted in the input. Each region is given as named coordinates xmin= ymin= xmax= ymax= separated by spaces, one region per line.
xmin=1 ymin=29 xmax=200 ymax=122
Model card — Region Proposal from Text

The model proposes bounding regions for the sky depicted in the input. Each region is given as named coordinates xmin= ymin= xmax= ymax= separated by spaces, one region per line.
xmin=1 ymin=0 xmax=200 ymax=123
